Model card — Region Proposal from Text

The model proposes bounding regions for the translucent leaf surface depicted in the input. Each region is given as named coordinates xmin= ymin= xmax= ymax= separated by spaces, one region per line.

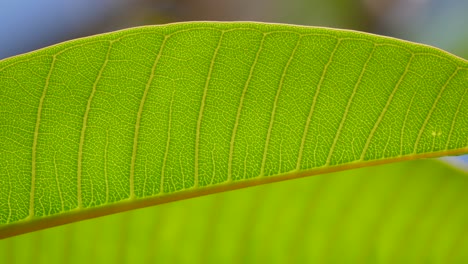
xmin=0 ymin=22 xmax=467 ymax=237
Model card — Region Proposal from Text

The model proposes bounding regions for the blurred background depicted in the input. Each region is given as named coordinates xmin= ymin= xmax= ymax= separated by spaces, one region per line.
xmin=1 ymin=1 xmax=468 ymax=263
xmin=1 ymin=0 xmax=468 ymax=60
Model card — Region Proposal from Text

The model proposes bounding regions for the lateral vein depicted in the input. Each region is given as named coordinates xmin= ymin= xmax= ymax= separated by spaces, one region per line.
xmin=360 ymin=54 xmax=414 ymax=161
xmin=260 ymin=36 xmax=302 ymax=177
xmin=130 ymin=35 xmax=169 ymax=198
xmin=445 ymin=83 xmax=467 ymax=150
xmin=53 ymin=153 xmax=64 ymax=212
xmin=325 ymin=44 xmax=376 ymax=166
xmin=30 ymin=55 xmax=56 ymax=218
xmin=399 ymin=86 xmax=419 ymax=156
xmin=227 ymin=33 xmax=266 ymax=182
xmin=295 ymin=39 xmax=341 ymax=171
xmin=160 ymin=89 xmax=176 ymax=194
xmin=77 ymin=42 xmax=113 ymax=207
xmin=413 ymin=68 xmax=459 ymax=153
xmin=194 ymin=31 xmax=225 ymax=188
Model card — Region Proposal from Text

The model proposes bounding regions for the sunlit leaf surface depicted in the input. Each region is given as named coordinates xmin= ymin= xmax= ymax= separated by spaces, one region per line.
xmin=0 ymin=22 xmax=467 ymax=237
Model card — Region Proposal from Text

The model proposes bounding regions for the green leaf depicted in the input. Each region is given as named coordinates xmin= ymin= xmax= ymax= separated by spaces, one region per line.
xmin=0 ymin=22 xmax=467 ymax=238
xmin=2 ymin=160 xmax=468 ymax=263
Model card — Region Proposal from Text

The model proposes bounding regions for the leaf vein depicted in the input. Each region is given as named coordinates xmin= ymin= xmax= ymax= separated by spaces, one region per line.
xmin=194 ymin=31 xmax=225 ymax=188
xmin=77 ymin=42 xmax=113 ymax=207
xmin=53 ymin=153 xmax=64 ymax=212
xmin=30 ymin=55 xmax=56 ymax=218
xmin=360 ymin=54 xmax=414 ymax=161
xmin=227 ymin=33 xmax=266 ymax=182
xmin=295 ymin=39 xmax=341 ymax=171
xmin=325 ymin=44 xmax=376 ymax=166
xmin=445 ymin=83 xmax=467 ymax=150
xmin=413 ymin=68 xmax=460 ymax=153
xmin=160 ymin=89 xmax=176 ymax=194
xmin=259 ymin=36 xmax=302 ymax=176
xmin=130 ymin=35 xmax=169 ymax=198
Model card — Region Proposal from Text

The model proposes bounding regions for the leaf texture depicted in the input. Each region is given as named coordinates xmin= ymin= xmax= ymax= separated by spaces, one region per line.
xmin=0 ymin=22 xmax=467 ymax=236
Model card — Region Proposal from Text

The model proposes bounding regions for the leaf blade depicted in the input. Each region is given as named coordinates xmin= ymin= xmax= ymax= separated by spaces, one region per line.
xmin=0 ymin=22 xmax=467 ymax=237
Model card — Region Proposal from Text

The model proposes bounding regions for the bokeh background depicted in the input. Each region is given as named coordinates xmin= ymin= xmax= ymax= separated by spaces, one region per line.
xmin=1 ymin=0 xmax=467 ymax=263
xmin=2 ymin=0 xmax=468 ymax=60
